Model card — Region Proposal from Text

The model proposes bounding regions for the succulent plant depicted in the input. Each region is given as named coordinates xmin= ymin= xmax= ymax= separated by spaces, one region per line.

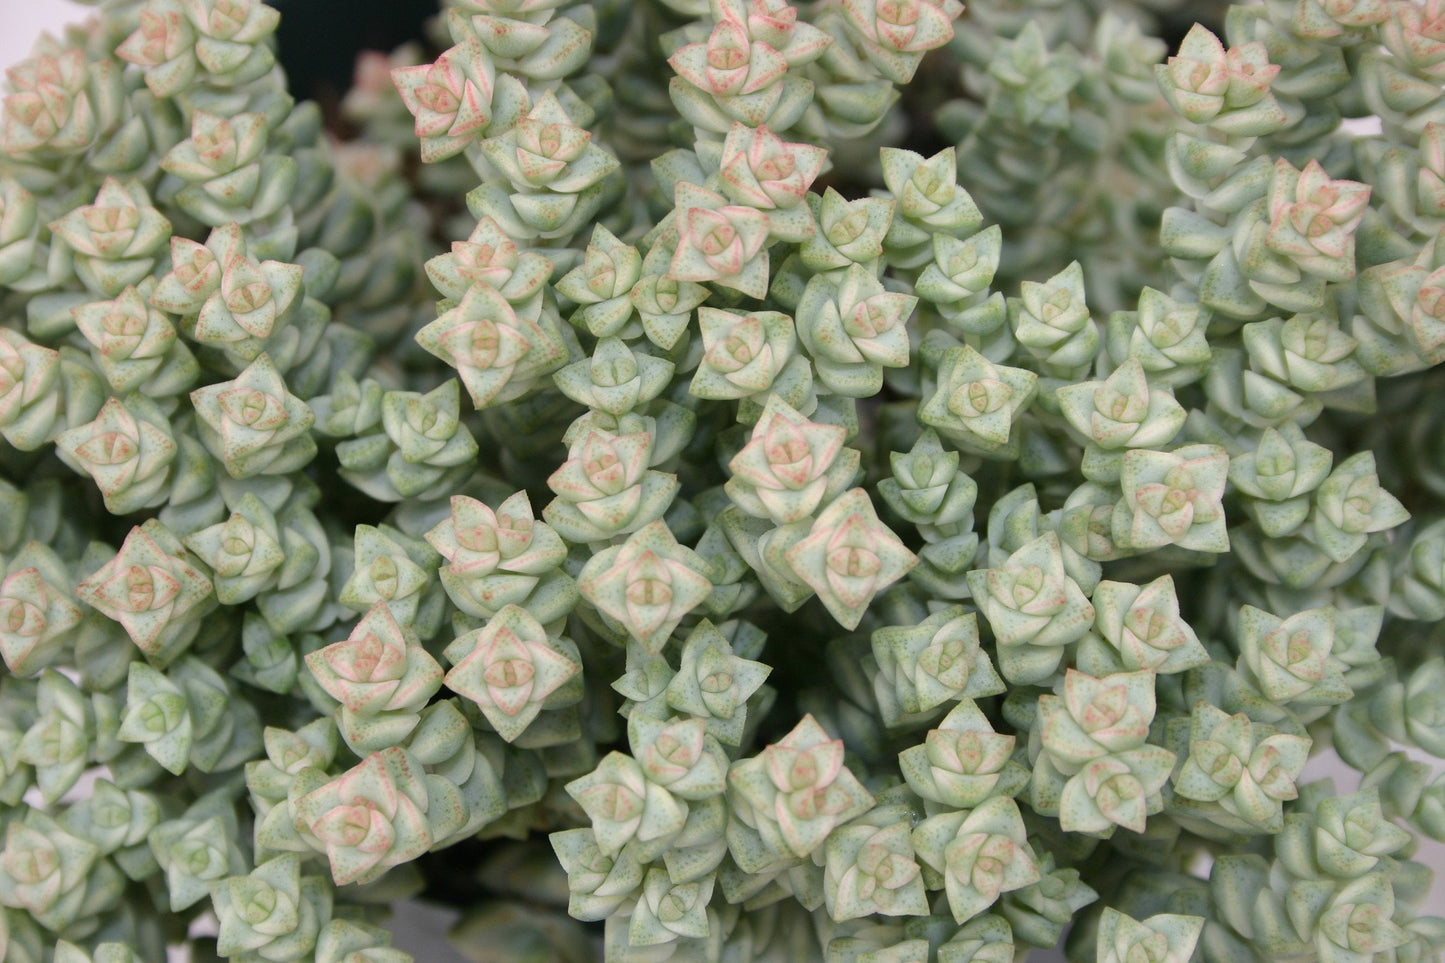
xmin=1 ymin=0 xmax=1444 ymax=959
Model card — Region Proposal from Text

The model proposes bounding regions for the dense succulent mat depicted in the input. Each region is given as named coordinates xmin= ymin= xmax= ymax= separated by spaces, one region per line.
xmin=0 ymin=0 xmax=1444 ymax=960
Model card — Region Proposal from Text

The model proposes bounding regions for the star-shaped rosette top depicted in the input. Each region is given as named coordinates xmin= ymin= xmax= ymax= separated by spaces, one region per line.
xmin=149 ymin=223 xmax=304 ymax=362
xmin=1 ymin=48 xmax=122 ymax=158
xmin=718 ymin=0 xmax=832 ymax=67
xmin=728 ymin=714 xmax=874 ymax=863
xmin=783 ymin=488 xmax=917 ymax=629
xmin=424 ymin=216 xmax=553 ymax=306
xmin=414 ymin=282 xmax=568 ymax=411
xmin=47 ymin=177 xmax=172 ymax=296
xmin=190 ymin=352 xmax=316 ymax=478
xmin=54 ymin=396 xmax=177 ymax=515
xmin=840 ymin=0 xmax=964 ymax=82
xmin=554 ymin=225 xmax=644 ymax=336
xmin=1056 ymin=358 xmax=1187 ymax=450
xmin=690 ymin=307 xmax=798 ymax=400
xmin=426 ymin=490 xmax=572 ymax=619
xmin=307 ymin=602 xmax=443 ymax=719
xmin=71 ymin=286 xmax=198 ymax=397
xmin=797 ymin=264 xmax=916 ymax=396
xmin=479 ymin=91 xmax=619 ymax=195
xmin=668 ymin=16 xmax=791 ymax=125
xmin=294 ymin=747 xmax=459 ymax=886
xmin=392 ymin=41 xmax=495 ymax=163
xmin=725 ymin=394 xmax=858 ymax=525
xmin=1116 ymin=444 xmax=1230 ymax=553
xmin=718 ymin=123 xmax=826 ymax=211
xmin=668 ymin=182 xmax=772 ymax=298
xmin=578 ymin=520 xmax=714 ymax=653
xmin=443 ymin=603 xmax=582 ymax=742
xmin=911 ymin=796 xmax=1040 ymax=924
xmin=665 ymin=621 xmax=771 ymax=746
xmin=0 ymin=543 xmax=83 ymax=677
xmin=965 ymin=531 xmax=1095 ymax=684
xmin=1265 ymin=159 xmax=1371 ymax=283
xmin=544 ymin=428 xmax=680 ymax=543
xmin=75 ymin=521 xmax=213 ymax=660
xmin=918 ymin=344 xmax=1038 ymax=456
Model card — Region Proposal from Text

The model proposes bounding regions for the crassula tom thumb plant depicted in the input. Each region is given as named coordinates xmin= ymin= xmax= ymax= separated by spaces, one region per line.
xmin=2 ymin=0 xmax=1445 ymax=960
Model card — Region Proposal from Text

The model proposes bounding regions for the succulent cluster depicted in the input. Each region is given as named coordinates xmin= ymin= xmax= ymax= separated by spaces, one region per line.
xmin=1 ymin=0 xmax=1445 ymax=960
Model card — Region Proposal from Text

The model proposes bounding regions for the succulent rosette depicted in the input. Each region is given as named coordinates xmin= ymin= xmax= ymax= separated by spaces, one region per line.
xmin=966 ymin=532 xmax=1095 ymax=684
xmin=0 ymin=809 xmax=123 ymax=934
xmin=307 ymin=602 xmax=445 ymax=752
xmin=150 ymin=790 xmax=249 ymax=911
xmin=1094 ymin=909 xmax=1204 ymax=963
xmin=49 ymin=178 xmax=172 ymax=298
xmin=1 ymin=49 xmax=123 ymax=159
xmin=553 ymin=337 xmax=675 ymax=415
xmin=1114 ymin=444 xmax=1230 ymax=554
xmin=0 ymin=542 xmax=82 ymax=676
xmin=919 ymin=343 xmax=1038 ymax=457
xmin=823 ymin=811 xmax=928 ymax=921
xmin=150 ymin=224 xmax=305 ymax=363
xmin=427 ymin=491 xmax=576 ymax=623
xmin=160 ymin=109 xmax=297 ymax=226
xmin=665 ymin=620 xmax=771 ymax=746
xmin=579 ymin=521 xmax=714 ymax=652
xmin=566 ymin=751 xmax=689 ymax=861
xmin=1081 ymin=575 xmax=1208 ymax=675
xmin=899 ymin=700 xmax=1026 ymax=811
xmin=1105 ymin=287 xmax=1213 ymax=388
xmin=426 ymin=216 xmax=553 ymax=310
xmin=71 ymin=286 xmax=199 ymax=398
xmin=338 ymin=525 xmax=444 ymax=638
xmin=295 ymin=747 xmax=465 ymax=886
xmin=443 ymin=603 xmax=582 ymax=742
xmin=1310 ymin=451 xmax=1410 ymax=563
xmin=191 ymin=353 xmax=316 ymax=477
xmin=1057 ymin=359 xmax=1187 ymax=468
xmin=1008 ymin=260 xmax=1100 ymax=376
xmin=470 ymin=91 xmax=620 ymax=239
xmin=796 ymin=264 xmax=915 ymax=396
xmin=553 ymin=226 xmax=643 ymax=337
xmin=783 ymin=488 xmax=917 ymax=629
xmin=1168 ymin=703 xmax=1311 ymax=834
xmin=801 ymin=189 xmax=895 ymax=272
xmin=727 ymin=714 xmax=874 ymax=865
xmin=668 ymin=13 xmax=811 ymax=133
xmin=1229 ymin=423 xmax=1335 ymax=536
xmin=871 ymin=607 xmax=1003 ymax=725
xmin=1156 ymin=25 xmax=1290 ymax=134
xmin=839 ymin=0 xmax=963 ymax=82
xmin=911 ymin=797 xmax=1041 ymax=924
xmin=545 ymin=427 xmax=680 ymax=543
xmin=724 ymin=395 xmax=859 ymax=525
xmin=17 ymin=670 xmax=94 ymax=804
xmin=75 ymin=519 xmax=214 ymax=663
xmin=690 ymin=306 xmax=800 ymax=402
xmin=392 ymin=41 xmax=495 ymax=163
xmin=667 ymin=181 xmax=774 ymax=298
xmin=1264 ymin=159 xmax=1371 ymax=283
xmin=210 ymin=854 xmax=333 ymax=961
xmin=117 ymin=0 xmax=281 ymax=94
xmin=55 ymin=395 xmax=178 ymax=515
xmin=878 ymin=147 xmax=985 ymax=267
